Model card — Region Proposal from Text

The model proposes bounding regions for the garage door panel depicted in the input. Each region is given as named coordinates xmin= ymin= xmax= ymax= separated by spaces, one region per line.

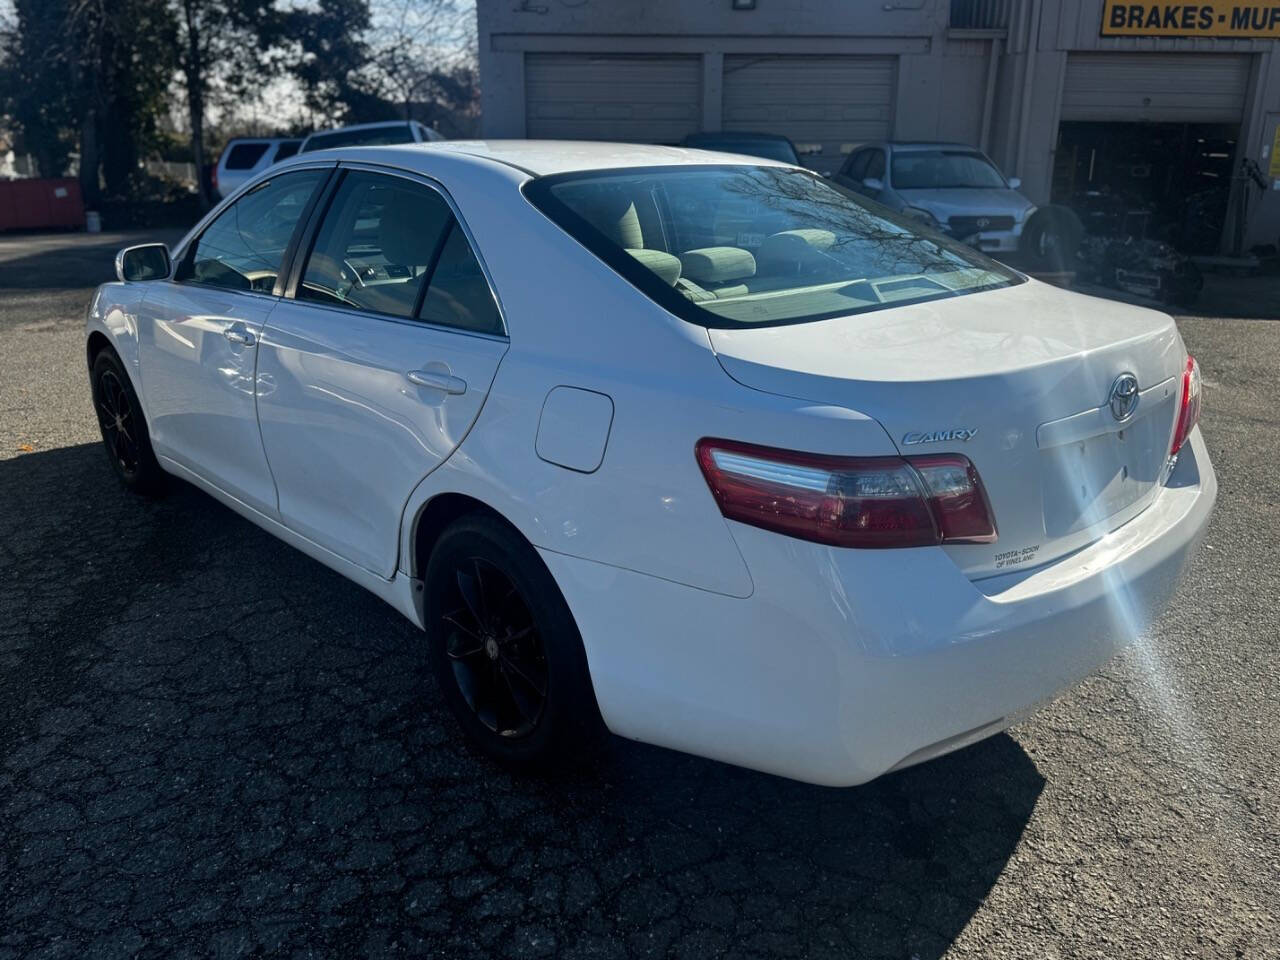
xmin=525 ymin=54 xmax=701 ymax=143
xmin=723 ymin=55 xmax=894 ymax=173
xmin=1062 ymin=53 xmax=1250 ymax=123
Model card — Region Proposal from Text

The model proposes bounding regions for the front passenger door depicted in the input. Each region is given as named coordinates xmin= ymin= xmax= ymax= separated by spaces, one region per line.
xmin=255 ymin=168 xmax=509 ymax=578
xmin=136 ymin=167 xmax=330 ymax=515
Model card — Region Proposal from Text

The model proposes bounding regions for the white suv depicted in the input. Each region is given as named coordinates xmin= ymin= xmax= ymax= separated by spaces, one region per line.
xmin=213 ymin=138 xmax=302 ymax=199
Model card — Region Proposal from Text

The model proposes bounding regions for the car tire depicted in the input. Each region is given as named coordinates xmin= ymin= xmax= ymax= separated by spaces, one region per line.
xmin=424 ymin=513 xmax=608 ymax=774
xmin=90 ymin=348 xmax=166 ymax=497
xmin=1021 ymin=205 xmax=1084 ymax=274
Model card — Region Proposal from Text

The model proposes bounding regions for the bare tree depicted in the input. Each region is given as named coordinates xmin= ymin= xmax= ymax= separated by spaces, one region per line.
xmin=367 ymin=0 xmax=474 ymax=123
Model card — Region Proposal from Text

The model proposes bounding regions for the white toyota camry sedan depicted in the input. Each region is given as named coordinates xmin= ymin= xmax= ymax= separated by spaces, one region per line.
xmin=86 ymin=141 xmax=1215 ymax=786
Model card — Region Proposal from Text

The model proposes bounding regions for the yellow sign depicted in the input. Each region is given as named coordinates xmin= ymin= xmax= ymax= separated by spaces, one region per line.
xmin=1102 ymin=2 xmax=1280 ymax=36
xmin=1270 ymin=125 xmax=1280 ymax=179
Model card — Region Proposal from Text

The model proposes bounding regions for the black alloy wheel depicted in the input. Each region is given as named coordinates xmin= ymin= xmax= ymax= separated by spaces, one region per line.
xmin=441 ymin=556 xmax=549 ymax=738
xmin=90 ymin=349 xmax=165 ymax=495
xmin=425 ymin=514 xmax=607 ymax=772
xmin=95 ymin=367 xmax=141 ymax=478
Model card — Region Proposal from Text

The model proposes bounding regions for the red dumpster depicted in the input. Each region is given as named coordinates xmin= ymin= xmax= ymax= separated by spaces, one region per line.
xmin=0 ymin=178 xmax=86 ymax=231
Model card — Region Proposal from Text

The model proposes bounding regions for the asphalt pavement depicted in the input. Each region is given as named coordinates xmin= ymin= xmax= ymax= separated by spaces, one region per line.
xmin=0 ymin=231 xmax=1276 ymax=958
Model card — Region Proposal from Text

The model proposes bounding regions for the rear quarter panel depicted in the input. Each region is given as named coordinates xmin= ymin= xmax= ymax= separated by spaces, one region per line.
xmin=396 ymin=157 xmax=899 ymax=598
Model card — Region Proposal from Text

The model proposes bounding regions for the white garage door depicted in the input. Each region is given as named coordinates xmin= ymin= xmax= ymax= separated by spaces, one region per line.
xmin=525 ymin=53 xmax=702 ymax=143
xmin=1061 ymin=53 xmax=1251 ymax=124
xmin=722 ymin=55 xmax=895 ymax=173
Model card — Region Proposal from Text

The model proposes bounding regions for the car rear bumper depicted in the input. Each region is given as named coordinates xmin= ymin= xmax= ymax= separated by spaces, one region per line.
xmin=542 ymin=429 xmax=1215 ymax=786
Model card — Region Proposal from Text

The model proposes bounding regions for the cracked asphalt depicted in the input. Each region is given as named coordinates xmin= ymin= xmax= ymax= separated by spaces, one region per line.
xmin=0 ymin=231 xmax=1277 ymax=958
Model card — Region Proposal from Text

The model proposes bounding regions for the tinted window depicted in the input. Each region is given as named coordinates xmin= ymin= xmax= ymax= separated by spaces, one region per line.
xmin=843 ymin=150 xmax=870 ymax=180
xmin=183 ymin=170 xmax=323 ymax=293
xmin=273 ymin=140 xmax=301 ymax=162
xmin=300 ymin=124 xmax=415 ymax=153
xmin=526 ymin=165 xmax=1020 ymax=329
xmin=224 ymin=143 xmax=270 ymax=169
xmin=418 ymin=225 xmax=503 ymax=335
xmin=865 ymin=149 xmax=885 ymax=180
xmin=299 ymin=171 xmax=453 ymax=318
xmin=891 ymin=151 xmax=1006 ymax=189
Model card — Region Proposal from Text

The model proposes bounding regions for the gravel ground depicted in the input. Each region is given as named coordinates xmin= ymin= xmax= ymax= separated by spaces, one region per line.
xmin=0 ymin=231 xmax=1276 ymax=958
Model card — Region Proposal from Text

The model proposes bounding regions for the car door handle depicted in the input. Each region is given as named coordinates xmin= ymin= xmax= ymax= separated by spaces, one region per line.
xmin=223 ymin=325 xmax=256 ymax=347
xmin=406 ymin=369 xmax=467 ymax=395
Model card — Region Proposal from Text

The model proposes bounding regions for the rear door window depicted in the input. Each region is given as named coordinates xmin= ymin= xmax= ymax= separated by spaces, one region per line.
xmin=296 ymin=170 xmax=502 ymax=334
xmin=224 ymin=143 xmax=270 ymax=169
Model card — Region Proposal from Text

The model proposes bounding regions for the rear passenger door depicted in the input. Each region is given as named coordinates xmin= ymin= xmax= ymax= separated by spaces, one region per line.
xmin=254 ymin=166 xmax=509 ymax=578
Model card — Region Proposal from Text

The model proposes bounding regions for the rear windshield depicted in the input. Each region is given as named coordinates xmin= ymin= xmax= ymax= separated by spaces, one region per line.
xmin=891 ymin=151 xmax=1007 ymax=190
xmin=301 ymin=124 xmax=415 ymax=153
xmin=524 ymin=165 xmax=1021 ymax=329
xmin=224 ymin=143 xmax=270 ymax=169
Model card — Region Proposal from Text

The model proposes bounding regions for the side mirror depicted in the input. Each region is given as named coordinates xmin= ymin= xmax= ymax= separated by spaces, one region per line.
xmin=115 ymin=244 xmax=171 ymax=282
xmin=862 ymin=177 xmax=884 ymax=192
xmin=1008 ymin=176 xmax=1022 ymax=190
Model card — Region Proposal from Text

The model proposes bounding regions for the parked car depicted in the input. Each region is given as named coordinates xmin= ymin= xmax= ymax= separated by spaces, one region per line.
xmin=682 ymin=131 xmax=800 ymax=165
xmin=213 ymin=137 xmax=302 ymax=199
xmin=832 ymin=141 xmax=1035 ymax=256
xmin=89 ymin=141 xmax=1213 ymax=786
xmin=298 ymin=120 xmax=443 ymax=154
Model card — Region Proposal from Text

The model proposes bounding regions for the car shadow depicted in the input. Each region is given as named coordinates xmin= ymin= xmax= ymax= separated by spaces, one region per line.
xmin=0 ymin=442 xmax=1044 ymax=958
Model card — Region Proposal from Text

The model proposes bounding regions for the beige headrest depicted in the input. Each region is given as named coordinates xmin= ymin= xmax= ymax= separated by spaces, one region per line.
xmin=679 ymin=246 xmax=756 ymax=284
xmin=757 ymin=229 xmax=837 ymax=270
xmin=627 ymin=248 xmax=682 ymax=286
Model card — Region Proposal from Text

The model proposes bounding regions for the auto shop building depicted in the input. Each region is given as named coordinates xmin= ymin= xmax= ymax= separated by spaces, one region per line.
xmin=477 ymin=0 xmax=1280 ymax=254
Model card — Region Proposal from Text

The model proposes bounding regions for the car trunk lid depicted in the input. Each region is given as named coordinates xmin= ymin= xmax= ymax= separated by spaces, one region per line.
xmin=707 ymin=280 xmax=1185 ymax=578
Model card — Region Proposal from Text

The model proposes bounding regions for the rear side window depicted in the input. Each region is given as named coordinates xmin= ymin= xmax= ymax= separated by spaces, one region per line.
xmin=298 ymin=170 xmax=503 ymax=335
xmin=417 ymin=226 xmax=503 ymax=335
xmin=224 ymin=143 xmax=270 ymax=169
xmin=181 ymin=170 xmax=324 ymax=293
xmin=273 ymin=140 xmax=301 ymax=162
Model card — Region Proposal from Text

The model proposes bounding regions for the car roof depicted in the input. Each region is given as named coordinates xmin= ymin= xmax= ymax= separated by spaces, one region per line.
xmin=684 ymin=131 xmax=792 ymax=143
xmin=368 ymin=140 xmax=795 ymax=176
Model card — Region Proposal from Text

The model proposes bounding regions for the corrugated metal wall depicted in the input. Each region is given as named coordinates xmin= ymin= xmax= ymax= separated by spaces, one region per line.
xmin=524 ymin=54 xmax=702 ymax=143
xmin=721 ymin=55 xmax=895 ymax=173
xmin=1061 ymin=52 xmax=1253 ymax=122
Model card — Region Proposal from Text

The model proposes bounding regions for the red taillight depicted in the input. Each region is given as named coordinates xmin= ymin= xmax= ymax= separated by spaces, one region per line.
xmin=1170 ymin=354 xmax=1202 ymax=456
xmin=695 ymin=439 xmax=997 ymax=549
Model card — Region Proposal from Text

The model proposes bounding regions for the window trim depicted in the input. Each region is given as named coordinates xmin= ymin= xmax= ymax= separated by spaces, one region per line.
xmin=521 ymin=163 xmax=1025 ymax=331
xmin=168 ymin=160 xmax=338 ymax=298
xmin=281 ymin=160 xmax=509 ymax=339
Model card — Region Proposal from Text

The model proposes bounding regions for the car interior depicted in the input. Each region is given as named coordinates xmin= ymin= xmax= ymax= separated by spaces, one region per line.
xmin=551 ymin=170 xmax=1013 ymax=324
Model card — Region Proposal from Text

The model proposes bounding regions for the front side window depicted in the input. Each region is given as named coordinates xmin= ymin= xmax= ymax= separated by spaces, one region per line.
xmin=525 ymin=165 xmax=1021 ymax=329
xmin=298 ymin=170 xmax=503 ymax=334
xmin=182 ymin=169 xmax=324 ymax=293
xmin=890 ymin=150 xmax=1008 ymax=190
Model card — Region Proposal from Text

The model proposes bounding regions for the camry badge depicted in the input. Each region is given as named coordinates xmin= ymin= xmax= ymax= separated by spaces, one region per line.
xmin=1109 ymin=373 xmax=1139 ymax=422
xmin=902 ymin=428 xmax=978 ymax=445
